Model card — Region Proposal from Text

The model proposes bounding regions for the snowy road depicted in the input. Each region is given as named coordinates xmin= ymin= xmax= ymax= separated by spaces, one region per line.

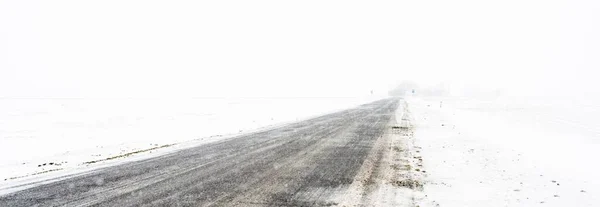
xmin=0 ymin=98 xmax=400 ymax=206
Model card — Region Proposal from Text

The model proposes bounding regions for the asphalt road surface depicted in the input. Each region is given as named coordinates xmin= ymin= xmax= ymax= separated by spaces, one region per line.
xmin=0 ymin=98 xmax=400 ymax=207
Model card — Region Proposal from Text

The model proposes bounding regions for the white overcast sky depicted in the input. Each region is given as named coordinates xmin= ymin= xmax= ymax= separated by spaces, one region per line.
xmin=1 ymin=0 xmax=599 ymax=98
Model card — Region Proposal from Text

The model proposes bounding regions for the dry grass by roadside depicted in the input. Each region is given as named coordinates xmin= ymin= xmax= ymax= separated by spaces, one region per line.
xmin=83 ymin=144 xmax=175 ymax=165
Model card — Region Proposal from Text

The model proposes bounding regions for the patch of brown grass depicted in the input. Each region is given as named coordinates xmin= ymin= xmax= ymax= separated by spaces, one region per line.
xmin=392 ymin=179 xmax=424 ymax=190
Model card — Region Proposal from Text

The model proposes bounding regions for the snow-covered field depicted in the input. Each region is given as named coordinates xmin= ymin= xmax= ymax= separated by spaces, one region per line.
xmin=410 ymin=96 xmax=600 ymax=206
xmin=0 ymin=96 xmax=381 ymax=191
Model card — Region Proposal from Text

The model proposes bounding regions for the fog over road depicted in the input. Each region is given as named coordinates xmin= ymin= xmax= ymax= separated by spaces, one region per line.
xmin=0 ymin=98 xmax=400 ymax=206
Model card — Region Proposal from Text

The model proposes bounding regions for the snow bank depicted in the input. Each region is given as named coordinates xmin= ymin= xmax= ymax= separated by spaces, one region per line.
xmin=0 ymin=96 xmax=381 ymax=191
xmin=409 ymin=96 xmax=599 ymax=206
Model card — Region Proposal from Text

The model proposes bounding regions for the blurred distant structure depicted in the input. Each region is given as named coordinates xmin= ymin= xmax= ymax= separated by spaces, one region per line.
xmin=388 ymin=81 xmax=419 ymax=97
xmin=389 ymin=81 xmax=450 ymax=97
xmin=419 ymin=83 xmax=450 ymax=96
